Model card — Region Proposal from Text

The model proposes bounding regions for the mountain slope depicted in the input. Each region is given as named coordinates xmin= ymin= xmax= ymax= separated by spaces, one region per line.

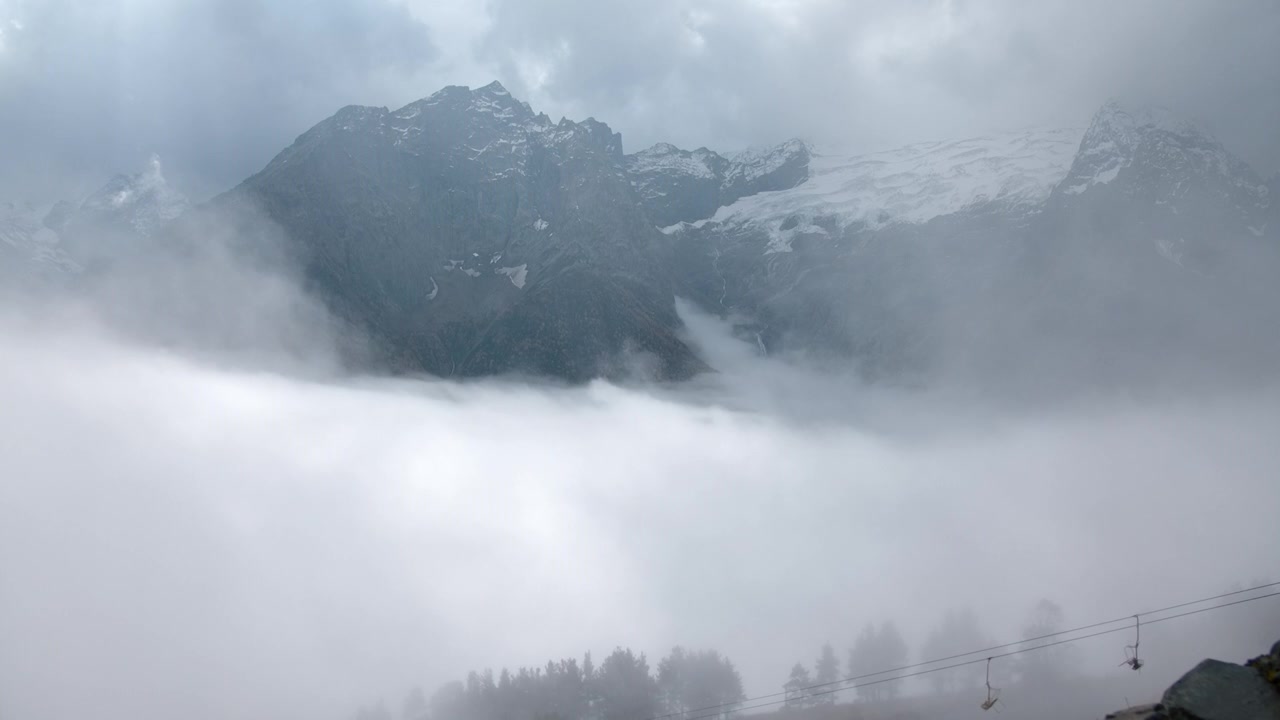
xmin=650 ymin=128 xmax=1084 ymax=380
xmin=225 ymin=81 xmax=706 ymax=380
xmin=1013 ymin=101 xmax=1280 ymax=386
xmin=653 ymin=103 xmax=1279 ymax=388
xmin=0 ymin=202 xmax=81 ymax=283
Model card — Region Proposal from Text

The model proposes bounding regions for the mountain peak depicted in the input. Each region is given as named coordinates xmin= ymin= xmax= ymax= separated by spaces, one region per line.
xmin=416 ymin=82 xmax=513 ymax=106
xmin=1092 ymin=99 xmax=1202 ymax=142
xmin=641 ymin=142 xmax=682 ymax=156
xmin=477 ymin=80 xmax=510 ymax=96
xmin=1056 ymin=100 xmax=1242 ymax=198
xmin=406 ymin=81 xmax=534 ymax=125
xmin=1053 ymin=99 xmax=1268 ymax=245
xmin=72 ymin=155 xmax=190 ymax=237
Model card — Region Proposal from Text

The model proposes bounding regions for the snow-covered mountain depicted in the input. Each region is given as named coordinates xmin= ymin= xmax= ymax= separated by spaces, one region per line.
xmin=4 ymin=87 xmax=1276 ymax=389
xmin=660 ymin=128 xmax=1083 ymax=253
xmin=72 ymin=155 xmax=190 ymax=236
xmin=1 ymin=156 xmax=190 ymax=281
xmin=57 ymin=155 xmax=190 ymax=263
xmin=652 ymin=100 xmax=1279 ymax=386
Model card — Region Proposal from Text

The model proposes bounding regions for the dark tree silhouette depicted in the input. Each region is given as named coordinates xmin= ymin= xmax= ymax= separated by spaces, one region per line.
xmin=783 ymin=663 xmax=812 ymax=709
xmin=420 ymin=646 xmax=745 ymax=720
xmin=595 ymin=648 xmax=659 ymax=720
xmin=921 ymin=609 xmax=990 ymax=694
xmin=849 ymin=621 xmax=908 ymax=703
xmin=1017 ymin=599 xmax=1073 ymax=687
xmin=656 ymin=647 xmax=744 ymax=720
xmin=877 ymin=622 xmax=908 ymax=700
xmin=811 ymin=644 xmax=840 ymax=705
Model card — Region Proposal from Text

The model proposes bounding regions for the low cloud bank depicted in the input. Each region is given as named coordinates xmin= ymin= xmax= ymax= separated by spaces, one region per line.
xmin=1 ymin=221 xmax=1278 ymax=720
xmin=2 ymin=288 xmax=1278 ymax=720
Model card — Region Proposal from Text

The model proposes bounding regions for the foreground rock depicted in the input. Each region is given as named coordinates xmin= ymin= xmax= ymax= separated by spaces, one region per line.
xmin=1105 ymin=640 xmax=1280 ymax=720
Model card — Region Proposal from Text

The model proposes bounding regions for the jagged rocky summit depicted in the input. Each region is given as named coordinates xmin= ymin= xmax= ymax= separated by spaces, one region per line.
xmin=1 ymin=155 xmax=190 ymax=283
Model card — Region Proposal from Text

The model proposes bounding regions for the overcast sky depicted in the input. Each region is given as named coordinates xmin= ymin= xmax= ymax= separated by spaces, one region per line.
xmin=1 ymin=0 xmax=1279 ymax=201
xmin=4 ymin=4 xmax=1280 ymax=716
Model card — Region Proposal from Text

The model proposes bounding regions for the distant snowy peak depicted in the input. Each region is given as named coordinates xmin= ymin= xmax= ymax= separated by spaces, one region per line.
xmin=629 ymin=138 xmax=810 ymax=189
xmin=726 ymin=138 xmax=811 ymax=186
xmin=626 ymin=138 xmax=810 ymax=227
xmin=1 ymin=156 xmax=194 ymax=279
xmin=1058 ymin=99 xmax=1266 ymax=203
xmin=628 ymin=143 xmax=724 ymax=180
xmin=74 ymin=155 xmax=190 ymax=237
xmin=0 ymin=201 xmax=80 ymax=276
xmin=667 ymin=127 xmax=1083 ymax=242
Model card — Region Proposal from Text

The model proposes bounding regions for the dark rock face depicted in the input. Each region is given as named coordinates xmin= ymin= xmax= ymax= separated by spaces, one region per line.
xmin=1104 ymin=639 xmax=1280 ymax=720
xmin=225 ymin=81 xmax=706 ymax=381
xmin=1033 ymin=101 xmax=1272 ymax=286
xmin=1019 ymin=102 xmax=1280 ymax=388
xmin=1161 ymin=659 xmax=1280 ymax=720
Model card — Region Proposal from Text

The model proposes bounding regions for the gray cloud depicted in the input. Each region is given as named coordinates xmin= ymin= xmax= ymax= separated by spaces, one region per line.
xmin=1 ymin=276 xmax=1278 ymax=720
xmin=0 ymin=0 xmax=437 ymax=200
xmin=3 ymin=0 xmax=1278 ymax=202
xmin=478 ymin=0 xmax=1280 ymax=170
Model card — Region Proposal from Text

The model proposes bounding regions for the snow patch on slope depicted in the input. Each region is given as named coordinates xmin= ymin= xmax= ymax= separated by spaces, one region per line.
xmin=1153 ymin=237 xmax=1186 ymax=266
xmin=497 ymin=264 xmax=528 ymax=288
xmin=705 ymin=128 xmax=1083 ymax=233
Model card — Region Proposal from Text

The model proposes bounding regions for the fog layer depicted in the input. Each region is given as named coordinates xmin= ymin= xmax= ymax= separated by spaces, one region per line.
xmin=1 ymin=285 xmax=1277 ymax=720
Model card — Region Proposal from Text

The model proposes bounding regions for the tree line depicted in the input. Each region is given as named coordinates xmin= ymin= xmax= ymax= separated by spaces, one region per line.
xmin=362 ymin=583 xmax=1276 ymax=720
xmin=361 ymin=647 xmax=746 ymax=720
xmin=780 ymin=599 xmax=1077 ymax=709
xmin=359 ymin=601 xmax=1065 ymax=720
